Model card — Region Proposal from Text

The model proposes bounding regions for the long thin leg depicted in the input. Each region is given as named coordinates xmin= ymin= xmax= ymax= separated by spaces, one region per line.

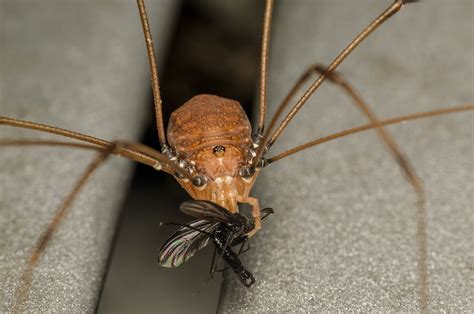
xmin=266 ymin=104 xmax=473 ymax=313
xmin=255 ymin=0 xmax=275 ymax=139
xmin=0 ymin=137 xmax=172 ymax=173
xmin=266 ymin=105 xmax=474 ymax=164
xmin=136 ymin=0 xmax=167 ymax=151
xmin=0 ymin=117 xmax=157 ymax=168
xmin=209 ymin=247 xmax=218 ymax=278
xmin=270 ymin=63 xmax=434 ymax=310
xmin=0 ymin=137 xmax=190 ymax=179
xmin=253 ymin=0 xmax=410 ymax=168
xmin=0 ymin=116 xmax=109 ymax=146
xmin=316 ymin=67 xmax=432 ymax=311
xmin=12 ymin=142 xmax=120 ymax=312
xmin=264 ymin=64 xmax=386 ymax=140
xmin=0 ymin=117 xmax=193 ymax=178
xmin=275 ymin=64 xmax=425 ymax=196
xmin=115 ymin=140 xmax=191 ymax=178
xmin=0 ymin=139 xmax=101 ymax=151
xmin=263 ymin=66 xmax=318 ymax=140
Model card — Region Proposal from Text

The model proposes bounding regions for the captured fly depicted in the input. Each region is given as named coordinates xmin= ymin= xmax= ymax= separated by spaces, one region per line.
xmin=159 ymin=200 xmax=273 ymax=287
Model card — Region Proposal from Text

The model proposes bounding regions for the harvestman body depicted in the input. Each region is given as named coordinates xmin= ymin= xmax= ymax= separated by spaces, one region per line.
xmin=1 ymin=0 xmax=473 ymax=312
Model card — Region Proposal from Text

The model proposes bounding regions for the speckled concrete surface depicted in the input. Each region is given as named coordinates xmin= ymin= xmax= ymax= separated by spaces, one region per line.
xmin=219 ymin=0 xmax=473 ymax=312
xmin=0 ymin=1 xmax=177 ymax=312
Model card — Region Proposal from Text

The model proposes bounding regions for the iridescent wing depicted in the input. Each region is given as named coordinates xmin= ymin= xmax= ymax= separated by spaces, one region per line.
xmin=158 ymin=219 xmax=219 ymax=268
xmin=179 ymin=200 xmax=242 ymax=226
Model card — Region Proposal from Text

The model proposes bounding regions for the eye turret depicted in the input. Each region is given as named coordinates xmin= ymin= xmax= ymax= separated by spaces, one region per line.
xmin=213 ymin=145 xmax=225 ymax=157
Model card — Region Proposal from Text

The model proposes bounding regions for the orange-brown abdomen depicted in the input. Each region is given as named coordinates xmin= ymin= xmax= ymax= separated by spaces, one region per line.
xmin=167 ymin=94 xmax=252 ymax=157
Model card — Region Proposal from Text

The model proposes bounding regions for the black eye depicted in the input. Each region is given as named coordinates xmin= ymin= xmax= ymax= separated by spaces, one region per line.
xmin=213 ymin=145 xmax=225 ymax=156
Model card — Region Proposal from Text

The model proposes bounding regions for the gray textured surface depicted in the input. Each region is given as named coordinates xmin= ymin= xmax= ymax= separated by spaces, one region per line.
xmin=220 ymin=0 xmax=473 ymax=312
xmin=0 ymin=1 xmax=177 ymax=312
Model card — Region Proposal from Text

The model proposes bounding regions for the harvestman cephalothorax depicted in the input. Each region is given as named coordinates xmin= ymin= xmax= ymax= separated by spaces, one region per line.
xmin=1 ymin=0 xmax=473 ymax=312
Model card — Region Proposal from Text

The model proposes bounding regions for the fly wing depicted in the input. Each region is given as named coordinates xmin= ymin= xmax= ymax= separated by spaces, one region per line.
xmin=159 ymin=219 xmax=219 ymax=268
xmin=179 ymin=200 xmax=241 ymax=225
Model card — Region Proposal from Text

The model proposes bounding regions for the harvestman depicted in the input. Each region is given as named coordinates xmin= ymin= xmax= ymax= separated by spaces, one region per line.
xmin=0 ymin=0 xmax=472 ymax=312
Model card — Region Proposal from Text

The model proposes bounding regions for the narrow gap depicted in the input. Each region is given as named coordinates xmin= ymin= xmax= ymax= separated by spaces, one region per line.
xmin=98 ymin=1 xmax=262 ymax=313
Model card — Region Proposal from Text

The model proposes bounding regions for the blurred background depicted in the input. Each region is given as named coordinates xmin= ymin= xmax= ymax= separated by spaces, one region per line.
xmin=97 ymin=1 xmax=264 ymax=313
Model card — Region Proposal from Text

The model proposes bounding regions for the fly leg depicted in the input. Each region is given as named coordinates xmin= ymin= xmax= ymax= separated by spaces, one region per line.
xmin=237 ymin=239 xmax=251 ymax=256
